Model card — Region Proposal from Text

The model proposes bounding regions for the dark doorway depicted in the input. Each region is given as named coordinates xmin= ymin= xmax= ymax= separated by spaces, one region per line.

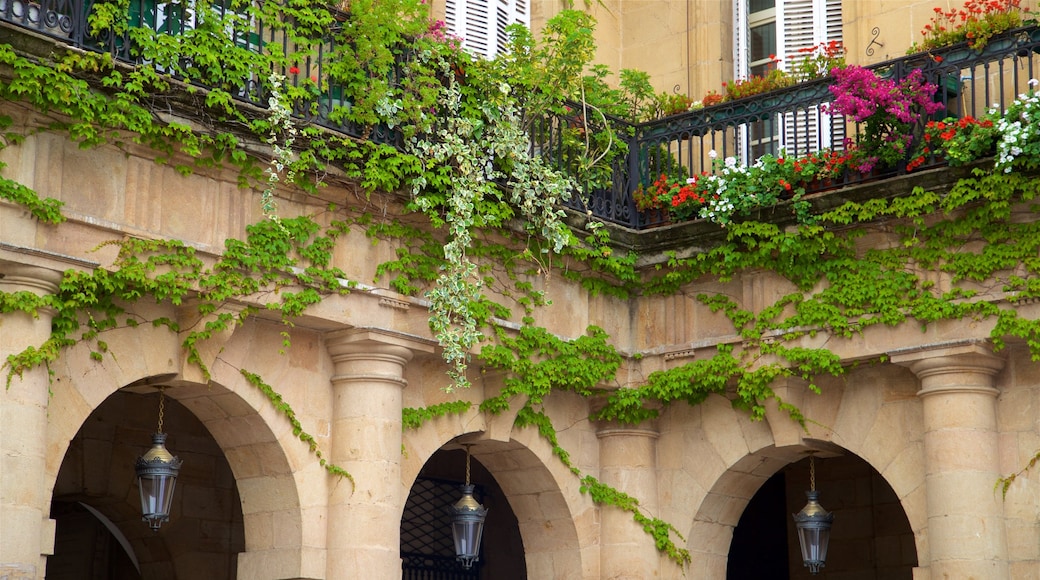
xmin=727 ymin=469 xmax=790 ymax=580
xmin=727 ymin=454 xmax=917 ymax=579
xmin=49 ymin=389 xmax=245 ymax=580
xmin=403 ymin=448 xmax=526 ymax=580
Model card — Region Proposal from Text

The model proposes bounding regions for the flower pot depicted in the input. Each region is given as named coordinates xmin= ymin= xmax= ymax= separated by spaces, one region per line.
xmin=638 ymin=207 xmax=671 ymax=228
xmin=805 ymin=177 xmax=837 ymax=194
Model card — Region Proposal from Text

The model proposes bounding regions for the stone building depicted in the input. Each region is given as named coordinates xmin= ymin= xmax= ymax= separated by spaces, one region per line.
xmin=1 ymin=1 xmax=1039 ymax=579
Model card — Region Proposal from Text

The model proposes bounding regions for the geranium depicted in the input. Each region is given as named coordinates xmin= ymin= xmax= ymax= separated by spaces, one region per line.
xmin=910 ymin=0 xmax=1033 ymax=53
xmin=791 ymin=40 xmax=847 ymax=82
xmin=722 ymin=55 xmax=794 ymax=101
xmin=789 ymin=149 xmax=858 ymax=182
xmin=702 ymin=92 xmax=725 ymax=107
xmin=995 ymin=78 xmax=1040 ymax=172
xmin=689 ymin=153 xmax=809 ymax=226
xmin=635 ymin=173 xmax=706 ymax=220
xmin=826 ymin=66 xmax=945 ymax=172
xmin=924 ymin=115 xmax=998 ymax=166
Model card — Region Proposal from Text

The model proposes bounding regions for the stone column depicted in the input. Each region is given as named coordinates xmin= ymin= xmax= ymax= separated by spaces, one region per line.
xmin=596 ymin=420 xmax=661 ymax=579
xmin=324 ymin=329 xmax=433 ymax=580
xmin=891 ymin=342 xmax=1008 ymax=579
xmin=0 ymin=263 xmax=63 ymax=579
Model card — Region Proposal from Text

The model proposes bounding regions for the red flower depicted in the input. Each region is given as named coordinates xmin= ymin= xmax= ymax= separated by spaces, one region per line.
xmin=289 ymin=66 xmax=300 ymax=75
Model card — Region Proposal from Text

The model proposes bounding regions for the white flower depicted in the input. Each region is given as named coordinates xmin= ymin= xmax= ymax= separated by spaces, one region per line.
xmin=1029 ymin=78 xmax=1039 ymax=87
xmin=686 ymin=177 xmax=696 ymax=184
xmin=725 ymin=156 xmax=738 ymax=168
xmin=708 ymin=150 xmax=718 ymax=160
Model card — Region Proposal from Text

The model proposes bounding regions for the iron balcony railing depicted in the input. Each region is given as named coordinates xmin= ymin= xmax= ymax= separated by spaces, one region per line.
xmin=541 ymin=25 xmax=1040 ymax=229
xmin=0 ymin=0 xmax=398 ymax=143
xmin=3 ymin=2 xmax=1040 ymax=229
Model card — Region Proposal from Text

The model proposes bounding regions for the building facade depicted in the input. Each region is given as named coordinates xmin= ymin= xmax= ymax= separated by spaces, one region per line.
xmin=2 ymin=1 xmax=1039 ymax=579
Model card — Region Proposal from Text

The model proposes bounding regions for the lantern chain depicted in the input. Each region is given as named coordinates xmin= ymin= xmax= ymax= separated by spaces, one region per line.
xmin=464 ymin=444 xmax=472 ymax=486
xmin=158 ymin=387 xmax=166 ymax=434
xmin=809 ymin=453 xmax=816 ymax=492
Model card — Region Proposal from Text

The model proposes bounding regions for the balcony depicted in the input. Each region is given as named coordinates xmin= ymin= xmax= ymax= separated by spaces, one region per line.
xmin=3 ymin=1 xmax=1040 ymax=231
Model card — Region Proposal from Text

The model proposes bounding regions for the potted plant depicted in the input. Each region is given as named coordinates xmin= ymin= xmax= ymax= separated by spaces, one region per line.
xmin=791 ymin=40 xmax=847 ymax=83
xmin=995 ymin=78 xmax=1040 ymax=172
xmin=635 ymin=173 xmax=705 ymax=223
xmin=923 ymin=114 xmax=999 ymax=166
xmin=826 ymin=65 xmax=945 ymax=173
xmin=721 ymin=55 xmax=795 ymax=101
xmin=909 ymin=0 xmax=1035 ymax=54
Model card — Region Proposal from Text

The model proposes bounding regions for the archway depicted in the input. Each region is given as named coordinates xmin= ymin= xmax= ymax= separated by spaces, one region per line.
xmin=48 ymin=389 xmax=245 ymax=579
xmin=402 ymin=445 xmax=526 ymax=579
xmin=724 ymin=451 xmax=918 ymax=579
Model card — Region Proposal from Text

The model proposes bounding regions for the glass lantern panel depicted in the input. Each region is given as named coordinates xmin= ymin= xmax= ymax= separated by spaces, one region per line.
xmin=139 ymin=474 xmax=177 ymax=516
xmin=451 ymin=519 xmax=484 ymax=559
xmin=797 ymin=526 xmax=829 ymax=563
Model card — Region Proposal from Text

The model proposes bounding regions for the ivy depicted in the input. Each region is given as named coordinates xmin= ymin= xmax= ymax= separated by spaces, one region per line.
xmin=241 ymin=369 xmax=353 ymax=485
xmin=402 ymin=400 xmax=473 ymax=430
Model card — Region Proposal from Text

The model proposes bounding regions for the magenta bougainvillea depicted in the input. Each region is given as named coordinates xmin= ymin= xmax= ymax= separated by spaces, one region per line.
xmin=827 ymin=66 xmax=945 ymax=172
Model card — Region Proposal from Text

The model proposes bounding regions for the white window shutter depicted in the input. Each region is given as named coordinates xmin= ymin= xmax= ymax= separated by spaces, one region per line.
xmin=445 ymin=0 xmax=529 ymax=59
xmin=781 ymin=0 xmax=844 ymax=155
xmin=734 ymin=0 xmax=750 ymax=80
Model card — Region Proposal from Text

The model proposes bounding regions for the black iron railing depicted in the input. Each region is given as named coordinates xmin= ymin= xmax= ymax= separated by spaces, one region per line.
xmin=541 ymin=25 xmax=1040 ymax=229
xmin=0 ymin=0 xmax=396 ymax=142
xmin=4 ymin=3 xmax=1040 ymax=229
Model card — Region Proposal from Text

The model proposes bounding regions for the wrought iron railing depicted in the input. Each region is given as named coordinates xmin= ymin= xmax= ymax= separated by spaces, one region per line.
xmin=0 ymin=0 xmax=396 ymax=142
xmin=3 ymin=3 xmax=1040 ymax=230
xmin=542 ymin=25 xmax=1040 ymax=229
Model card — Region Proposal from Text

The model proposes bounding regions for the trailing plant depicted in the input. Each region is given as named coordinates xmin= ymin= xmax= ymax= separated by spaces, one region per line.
xmin=242 ymin=369 xmax=354 ymax=484
xmin=827 ymin=66 xmax=945 ymax=172
xmin=909 ymin=0 xmax=1035 ymax=53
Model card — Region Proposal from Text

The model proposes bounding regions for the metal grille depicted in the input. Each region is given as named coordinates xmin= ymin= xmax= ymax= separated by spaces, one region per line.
xmin=401 ymin=477 xmax=482 ymax=580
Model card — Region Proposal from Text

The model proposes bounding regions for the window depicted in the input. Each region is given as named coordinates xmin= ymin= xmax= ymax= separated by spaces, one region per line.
xmin=735 ymin=0 xmax=843 ymax=160
xmin=445 ymin=0 xmax=528 ymax=59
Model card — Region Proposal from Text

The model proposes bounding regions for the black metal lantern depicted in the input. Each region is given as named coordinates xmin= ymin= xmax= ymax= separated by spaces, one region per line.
xmin=451 ymin=445 xmax=487 ymax=569
xmin=792 ymin=454 xmax=833 ymax=574
xmin=135 ymin=388 xmax=182 ymax=531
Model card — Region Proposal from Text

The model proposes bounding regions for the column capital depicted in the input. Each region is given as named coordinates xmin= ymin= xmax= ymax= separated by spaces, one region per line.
xmin=590 ymin=391 xmax=660 ymax=435
xmin=326 ymin=327 xmax=436 ymax=360
xmin=889 ymin=340 xmax=1004 ymax=398
xmin=0 ymin=261 xmax=64 ymax=295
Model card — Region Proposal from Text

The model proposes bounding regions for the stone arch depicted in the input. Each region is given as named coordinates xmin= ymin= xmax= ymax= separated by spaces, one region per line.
xmin=49 ymin=388 xmax=243 ymax=579
xmin=45 ymin=330 xmax=317 ymax=580
xmin=671 ymin=362 xmax=928 ymax=579
xmin=403 ymin=426 xmax=596 ymax=579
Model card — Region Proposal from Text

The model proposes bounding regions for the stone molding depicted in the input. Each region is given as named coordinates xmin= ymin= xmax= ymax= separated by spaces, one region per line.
xmin=889 ymin=340 xmax=1004 ymax=398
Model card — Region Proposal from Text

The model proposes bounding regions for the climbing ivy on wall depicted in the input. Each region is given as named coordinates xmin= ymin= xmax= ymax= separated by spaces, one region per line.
xmin=3 ymin=1 xmax=1040 ymax=568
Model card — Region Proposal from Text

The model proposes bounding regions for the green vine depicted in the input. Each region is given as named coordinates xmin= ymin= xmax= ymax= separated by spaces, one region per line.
xmin=401 ymin=400 xmax=473 ymax=430
xmin=241 ymin=369 xmax=353 ymax=485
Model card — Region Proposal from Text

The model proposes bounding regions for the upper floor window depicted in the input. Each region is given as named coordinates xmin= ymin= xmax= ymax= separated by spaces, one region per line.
xmin=737 ymin=0 xmax=842 ymax=80
xmin=735 ymin=0 xmax=843 ymax=159
xmin=445 ymin=0 xmax=529 ymax=59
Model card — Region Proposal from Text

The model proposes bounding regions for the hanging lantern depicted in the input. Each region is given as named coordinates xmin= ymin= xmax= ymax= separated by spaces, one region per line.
xmin=135 ymin=388 xmax=182 ymax=531
xmin=792 ymin=454 xmax=833 ymax=574
xmin=451 ymin=445 xmax=487 ymax=569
